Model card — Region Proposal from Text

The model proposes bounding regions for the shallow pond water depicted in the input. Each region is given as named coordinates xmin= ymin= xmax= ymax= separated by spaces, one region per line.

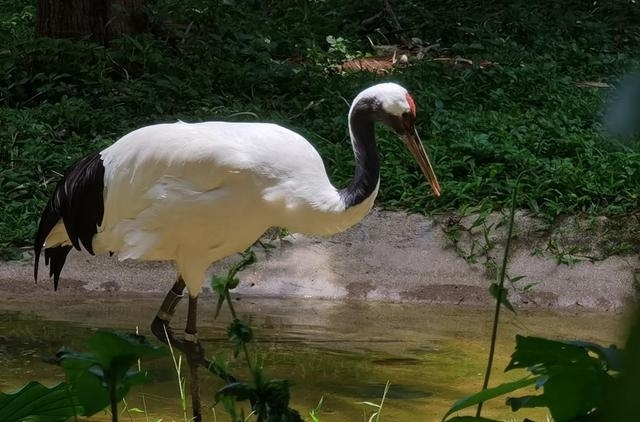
xmin=0 ymin=294 xmax=627 ymax=421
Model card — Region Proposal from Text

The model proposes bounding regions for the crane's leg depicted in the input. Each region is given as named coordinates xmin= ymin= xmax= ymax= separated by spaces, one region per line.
xmin=150 ymin=276 xmax=236 ymax=421
xmin=151 ymin=277 xmax=186 ymax=342
xmin=151 ymin=277 xmax=235 ymax=378
xmin=185 ymin=295 xmax=203 ymax=422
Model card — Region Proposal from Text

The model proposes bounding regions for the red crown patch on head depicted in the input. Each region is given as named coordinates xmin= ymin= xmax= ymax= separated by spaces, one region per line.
xmin=405 ymin=93 xmax=417 ymax=116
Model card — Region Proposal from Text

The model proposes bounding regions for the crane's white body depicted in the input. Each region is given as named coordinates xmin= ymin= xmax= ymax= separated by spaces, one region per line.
xmin=44 ymin=121 xmax=378 ymax=294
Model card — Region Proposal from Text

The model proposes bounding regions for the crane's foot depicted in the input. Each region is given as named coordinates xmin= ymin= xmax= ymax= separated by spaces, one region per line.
xmin=151 ymin=278 xmax=237 ymax=382
xmin=151 ymin=320 xmax=205 ymax=362
xmin=151 ymin=316 xmax=236 ymax=382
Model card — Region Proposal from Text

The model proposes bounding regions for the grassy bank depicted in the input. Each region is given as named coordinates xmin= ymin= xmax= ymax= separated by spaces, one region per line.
xmin=1 ymin=0 xmax=639 ymax=256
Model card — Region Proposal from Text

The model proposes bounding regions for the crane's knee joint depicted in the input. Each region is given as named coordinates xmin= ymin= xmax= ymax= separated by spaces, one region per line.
xmin=183 ymin=331 xmax=198 ymax=343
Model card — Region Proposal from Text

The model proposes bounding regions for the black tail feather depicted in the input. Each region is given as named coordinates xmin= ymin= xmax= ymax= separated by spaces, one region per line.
xmin=34 ymin=151 xmax=105 ymax=288
xmin=57 ymin=152 xmax=105 ymax=254
xmin=34 ymin=197 xmax=62 ymax=283
xmin=44 ymin=246 xmax=73 ymax=290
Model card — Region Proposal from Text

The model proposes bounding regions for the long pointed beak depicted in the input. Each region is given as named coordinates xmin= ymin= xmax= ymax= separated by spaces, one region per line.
xmin=402 ymin=129 xmax=441 ymax=197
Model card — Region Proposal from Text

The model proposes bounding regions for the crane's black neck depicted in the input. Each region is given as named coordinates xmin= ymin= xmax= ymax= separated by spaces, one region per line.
xmin=339 ymin=101 xmax=381 ymax=208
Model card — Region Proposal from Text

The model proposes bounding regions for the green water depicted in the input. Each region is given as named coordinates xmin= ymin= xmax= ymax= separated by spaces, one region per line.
xmin=0 ymin=295 xmax=626 ymax=421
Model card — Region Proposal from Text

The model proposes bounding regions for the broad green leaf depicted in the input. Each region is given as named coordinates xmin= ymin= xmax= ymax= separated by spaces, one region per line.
xmin=57 ymin=331 xmax=165 ymax=416
xmin=563 ymin=340 xmax=623 ymax=371
xmin=543 ymin=368 xmax=613 ymax=422
xmin=506 ymin=394 xmax=547 ymax=411
xmin=62 ymin=361 xmax=110 ymax=416
xmin=506 ymin=335 xmax=599 ymax=373
xmin=445 ymin=417 xmax=502 ymax=422
xmin=442 ymin=376 xmax=539 ymax=421
xmin=215 ymin=382 xmax=256 ymax=403
xmin=86 ymin=331 xmax=165 ymax=367
xmin=124 ymin=371 xmax=149 ymax=386
xmin=0 ymin=381 xmax=83 ymax=422
xmin=603 ymin=308 xmax=640 ymax=420
xmin=501 ymin=336 xmax=617 ymax=420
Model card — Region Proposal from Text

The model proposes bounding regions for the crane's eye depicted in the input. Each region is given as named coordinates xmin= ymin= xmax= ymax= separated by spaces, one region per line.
xmin=402 ymin=111 xmax=416 ymax=123
xmin=401 ymin=112 xmax=414 ymax=132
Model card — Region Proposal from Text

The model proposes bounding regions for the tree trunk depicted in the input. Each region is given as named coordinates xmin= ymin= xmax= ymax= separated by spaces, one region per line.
xmin=106 ymin=0 xmax=148 ymax=42
xmin=36 ymin=0 xmax=147 ymax=45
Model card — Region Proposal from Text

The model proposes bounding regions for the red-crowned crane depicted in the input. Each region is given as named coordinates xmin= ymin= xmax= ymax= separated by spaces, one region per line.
xmin=34 ymin=82 xmax=441 ymax=421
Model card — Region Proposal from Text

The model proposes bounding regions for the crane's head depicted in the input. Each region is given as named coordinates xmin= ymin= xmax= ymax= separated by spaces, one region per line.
xmin=351 ymin=83 xmax=441 ymax=197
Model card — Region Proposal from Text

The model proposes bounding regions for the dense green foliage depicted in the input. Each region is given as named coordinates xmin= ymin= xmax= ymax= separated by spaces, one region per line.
xmin=56 ymin=331 xmax=165 ymax=419
xmin=443 ymin=335 xmax=622 ymax=422
xmin=0 ymin=331 xmax=165 ymax=422
xmin=1 ymin=0 xmax=639 ymax=253
xmin=0 ymin=381 xmax=81 ymax=422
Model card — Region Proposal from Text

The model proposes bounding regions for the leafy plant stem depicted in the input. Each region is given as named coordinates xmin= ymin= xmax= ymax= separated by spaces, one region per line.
xmin=219 ymin=268 xmax=256 ymax=372
xmin=224 ymin=285 xmax=256 ymax=381
xmin=225 ymin=291 xmax=238 ymax=319
xmin=476 ymin=176 xmax=520 ymax=417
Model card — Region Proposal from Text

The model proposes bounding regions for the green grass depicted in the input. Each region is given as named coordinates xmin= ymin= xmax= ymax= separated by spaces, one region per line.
xmin=1 ymin=0 xmax=639 ymax=253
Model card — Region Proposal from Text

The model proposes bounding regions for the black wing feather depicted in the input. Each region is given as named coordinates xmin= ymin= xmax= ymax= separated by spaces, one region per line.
xmin=34 ymin=151 xmax=105 ymax=287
